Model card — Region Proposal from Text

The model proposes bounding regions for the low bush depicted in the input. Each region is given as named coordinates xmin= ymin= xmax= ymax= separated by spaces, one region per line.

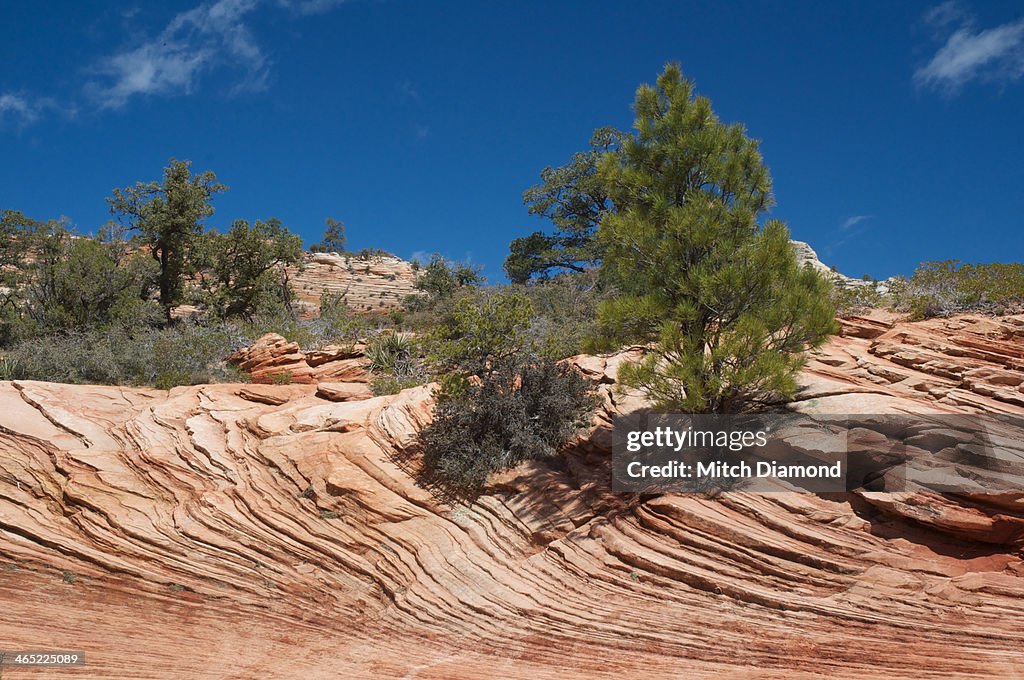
xmin=365 ymin=332 xmax=426 ymax=394
xmin=370 ymin=374 xmax=423 ymax=396
xmin=417 ymin=288 xmax=597 ymax=497
xmin=831 ymin=282 xmax=884 ymax=317
xmin=419 ymin=358 xmax=596 ymax=496
xmin=513 ymin=272 xmax=608 ymax=359
xmin=0 ymin=322 xmax=246 ymax=387
xmin=891 ymin=260 xmax=1024 ymax=319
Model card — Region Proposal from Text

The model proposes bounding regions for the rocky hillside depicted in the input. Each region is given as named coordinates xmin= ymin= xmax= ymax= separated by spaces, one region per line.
xmin=791 ymin=239 xmax=891 ymax=292
xmin=1 ymin=314 xmax=1022 ymax=678
xmin=286 ymin=252 xmax=420 ymax=316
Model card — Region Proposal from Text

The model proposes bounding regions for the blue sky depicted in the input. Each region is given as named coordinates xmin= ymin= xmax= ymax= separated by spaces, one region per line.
xmin=2 ymin=0 xmax=1022 ymax=281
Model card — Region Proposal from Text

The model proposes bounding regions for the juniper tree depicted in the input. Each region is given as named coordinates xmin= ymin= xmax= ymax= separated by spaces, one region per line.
xmin=206 ymin=218 xmax=304 ymax=320
xmin=596 ymin=64 xmax=835 ymax=413
xmin=107 ymin=159 xmax=226 ymax=322
xmin=25 ymin=235 xmax=159 ymax=332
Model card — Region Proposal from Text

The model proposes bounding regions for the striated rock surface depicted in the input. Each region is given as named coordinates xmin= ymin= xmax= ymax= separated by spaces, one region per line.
xmin=2 ymin=315 xmax=1024 ymax=678
xmin=287 ymin=252 xmax=420 ymax=316
xmin=227 ymin=332 xmax=370 ymax=384
xmin=804 ymin=313 xmax=1024 ymax=413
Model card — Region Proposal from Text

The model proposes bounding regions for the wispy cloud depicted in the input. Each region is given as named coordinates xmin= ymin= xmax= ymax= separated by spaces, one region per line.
xmin=922 ymin=1 xmax=968 ymax=33
xmin=915 ymin=2 xmax=1024 ymax=94
xmin=823 ymin=215 xmax=875 ymax=257
xmin=278 ymin=0 xmax=348 ymax=15
xmin=3 ymin=0 xmax=354 ymax=130
xmin=840 ymin=214 xmax=872 ymax=230
xmin=0 ymin=93 xmax=56 ymax=127
xmin=395 ymin=80 xmax=421 ymax=105
xmin=0 ymin=94 xmax=39 ymax=125
xmin=84 ymin=0 xmax=271 ymax=109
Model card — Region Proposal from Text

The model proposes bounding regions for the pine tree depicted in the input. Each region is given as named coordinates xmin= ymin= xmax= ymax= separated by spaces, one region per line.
xmin=504 ymin=127 xmax=623 ymax=283
xmin=596 ymin=64 xmax=835 ymax=413
xmin=310 ymin=217 xmax=347 ymax=253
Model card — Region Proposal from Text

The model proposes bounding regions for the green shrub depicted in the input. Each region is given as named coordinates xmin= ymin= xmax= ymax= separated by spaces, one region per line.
xmin=419 ymin=359 xmax=596 ymax=496
xmin=270 ymin=371 xmax=293 ymax=385
xmin=370 ymin=374 xmax=423 ymax=396
xmin=404 ymin=254 xmax=483 ymax=313
xmin=366 ymin=333 xmax=414 ymax=373
xmin=154 ymin=370 xmax=192 ymax=390
xmin=0 ymin=355 xmax=20 ymax=381
xmin=417 ymin=288 xmax=597 ymax=497
xmin=354 ymin=248 xmax=392 ymax=260
xmin=1 ymin=322 xmax=243 ymax=387
xmin=203 ymin=218 xmax=303 ymax=321
xmin=891 ymin=261 xmax=1024 ymax=319
xmin=832 ymin=282 xmax=884 ymax=317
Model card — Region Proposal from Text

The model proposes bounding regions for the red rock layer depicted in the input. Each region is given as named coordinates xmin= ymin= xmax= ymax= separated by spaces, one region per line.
xmin=0 ymin=314 xmax=1022 ymax=678
xmin=227 ymin=332 xmax=369 ymax=384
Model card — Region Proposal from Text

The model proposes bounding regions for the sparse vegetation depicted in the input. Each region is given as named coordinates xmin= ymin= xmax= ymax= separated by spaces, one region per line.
xmin=0 ymin=160 xmax=390 ymax=387
xmin=404 ymin=254 xmax=483 ymax=314
xmin=0 ymin=322 xmax=246 ymax=387
xmin=270 ymin=371 xmax=294 ymax=385
xmin=832 ymin=282 xmax=885 ymax=317
xmin=417 ymin=289 xmax=596 ymax=496
xmin=890 ymin=260 xmax=1024 ymax=319
xmin=515 ymin=271 xmax=608 ymax=359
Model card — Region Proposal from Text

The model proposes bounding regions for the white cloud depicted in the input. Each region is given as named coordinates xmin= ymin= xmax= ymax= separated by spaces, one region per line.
xmin=823 ymin=215 xmax=875 ymax=257
xmin=280 ymin=0 xmax=348 ymax=15
xmin=840 ymin=215 xmax=872 ymax=230
xmin=922 ymin=1 xmax=967 ymax=33
xmin=0 ymin=94 xmax=36 ymax=124
xmin=85 ymin=0 xmax=270 ymax=109
xmin=916 ymin=4 xmax=1024 ymax=93
xmin=0 ymin=93 xmax=56 ymax=127
xmin=395 ymin=79 xmax=421 ymax=104
xmin=2 ymin=0 xmax=352 ymax=130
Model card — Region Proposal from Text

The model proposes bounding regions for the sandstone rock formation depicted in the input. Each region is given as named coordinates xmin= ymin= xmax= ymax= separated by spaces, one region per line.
xmin=227 ymin=332 xmax=369 ymax=384
xmin=791 ymin=239 xmax=891 ymax=293
xmin=287 ymin=252 xmax=420 ymax=316
xmin=1 ymin=315 xmax=1023 ymax=678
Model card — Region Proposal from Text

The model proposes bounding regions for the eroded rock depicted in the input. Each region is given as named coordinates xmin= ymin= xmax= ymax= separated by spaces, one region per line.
xmin=2 ymin=314 xmax=1023 ymax=678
